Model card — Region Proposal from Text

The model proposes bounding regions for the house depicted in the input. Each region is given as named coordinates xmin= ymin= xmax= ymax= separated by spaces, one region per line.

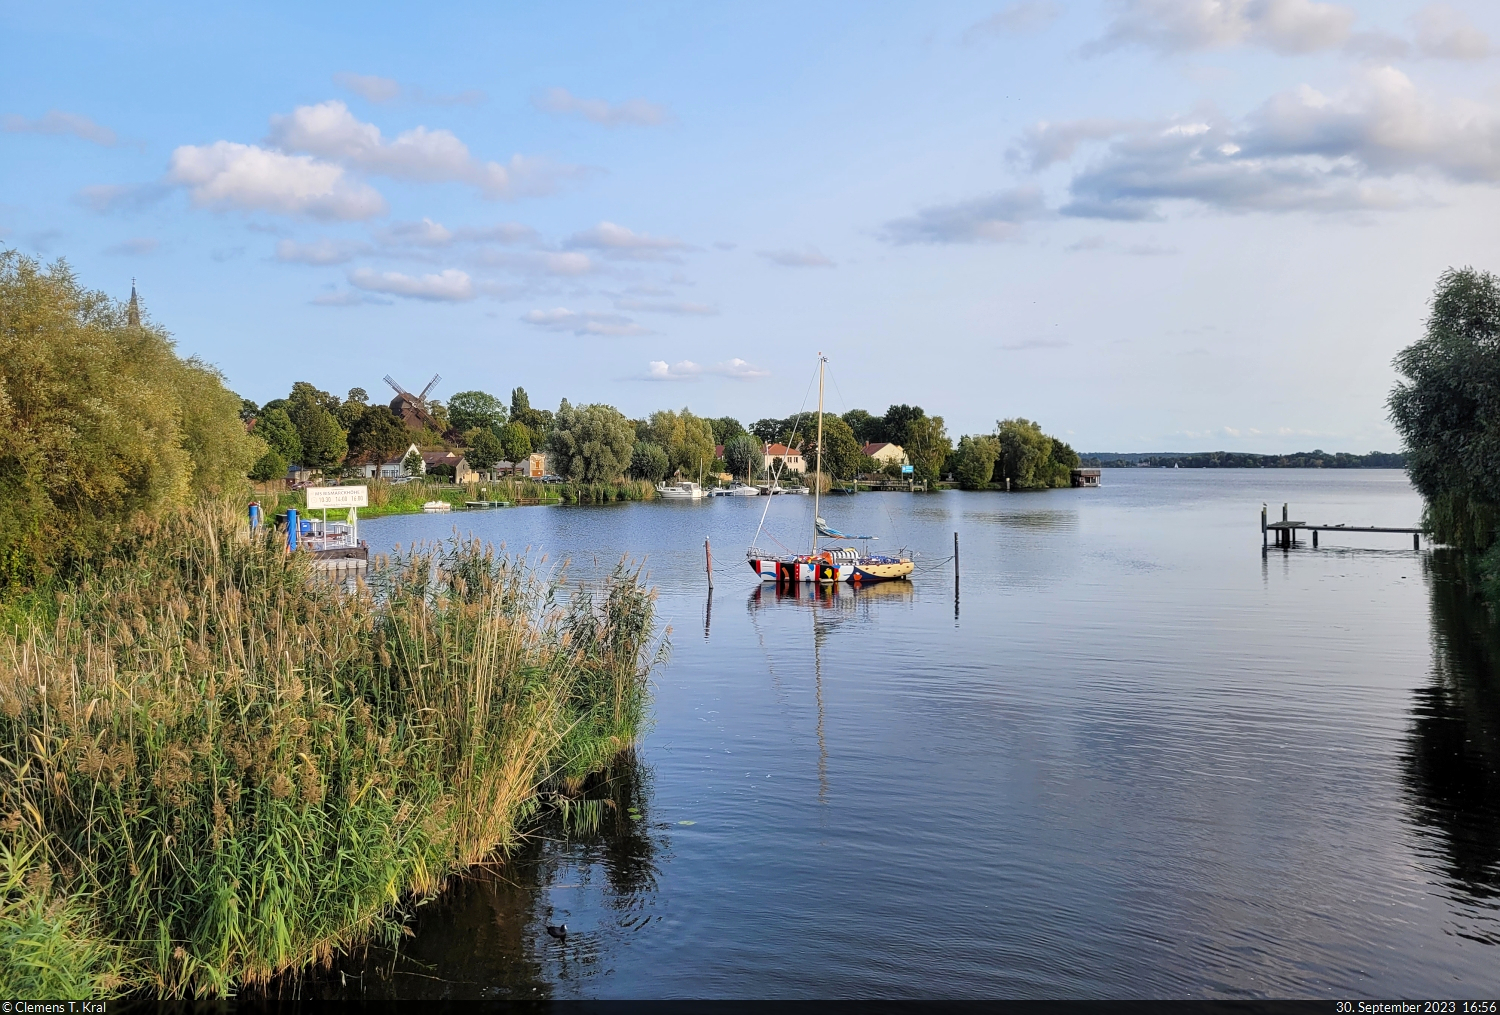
xmin=1070 ymin=468 xmax=1101 ymax=488
xmin=421 ymin=449 xmax=477 ymax=484
xmin=763 ymin=443 xmax=806 ymax=474
xmin=496 ymin=453 xmax=549 ymax=478
xmin=862 ymin=442 xmax=908 ymax=467
xmin=356 ymin=443 xmax=423 ymax=480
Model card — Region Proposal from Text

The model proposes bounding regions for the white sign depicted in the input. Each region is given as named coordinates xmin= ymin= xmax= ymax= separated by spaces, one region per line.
xmin=306 ymin=485 xmax=368 ymax=509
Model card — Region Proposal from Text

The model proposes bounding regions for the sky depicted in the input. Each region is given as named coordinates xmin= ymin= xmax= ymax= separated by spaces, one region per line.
xmin=5 ymin=0 xmax=1500 ymax=453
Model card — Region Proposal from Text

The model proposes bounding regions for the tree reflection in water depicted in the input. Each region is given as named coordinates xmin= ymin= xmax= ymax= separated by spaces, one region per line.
xmin=1407 ymin=550 xmax=1500 ymax=943
xmin=293 ymin=751 xmax=662 ymax=1000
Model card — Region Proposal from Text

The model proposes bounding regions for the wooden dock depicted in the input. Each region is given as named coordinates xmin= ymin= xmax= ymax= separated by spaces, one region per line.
xmin=1262 ymin=503 xmax=1423 ymax=550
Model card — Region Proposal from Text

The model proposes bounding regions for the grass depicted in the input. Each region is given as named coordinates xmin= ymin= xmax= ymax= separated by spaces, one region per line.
xmin=255 ymin=476 xmax=659 ymax=522
xmin=0 ymin=502 xmax=662 ymax=997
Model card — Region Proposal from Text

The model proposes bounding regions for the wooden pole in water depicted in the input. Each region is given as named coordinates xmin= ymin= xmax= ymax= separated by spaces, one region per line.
xmin=1262 ymin=504 xmax=1267 ymax=550
xmin=705 ymin=537 xmax=713 ymax=588
xmin=954 ymin=531 xmax=959 ymax=579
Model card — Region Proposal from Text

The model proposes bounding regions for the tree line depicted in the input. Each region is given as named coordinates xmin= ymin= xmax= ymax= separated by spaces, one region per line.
xmin=1083 ymin=451 xmax=1404 ymax=469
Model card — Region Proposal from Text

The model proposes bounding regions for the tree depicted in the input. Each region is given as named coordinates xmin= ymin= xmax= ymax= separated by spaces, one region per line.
xmin=497 ymin=422 xmax=532 ymax=465
xmin=710 ymin=416 xmax=746 ymax=446
xmin=841 ymin=408 xmax=879 ymax=445
xmin=288 ymin=393 xmax=347 ymax=470
xmin=448 ymin=390 xmax=507 ymax=435
xmin=628 ymin=440 xmax=670 ymax=483
xmin=250 ymin=448 xmax=288 ymax=482
xmin=996 ymin=418 xmax=1057 ymax=490
xmin=723 ymin=434 xmax=763 ymax=481
xmin=880 ymin=404 xmax=925 ymax=445
xmin=345 ymin=404 xmax=409 ymax=468
xmin=1390 ymin=267 xmax=1500 ymax=549
xmin=903 ymin=414 xmax=950 ymax=484
xmin=256 ymin=407 xmax=302 ymax=464
xmin=807 ymin=416 xmax=864 ymax=479
xmin=465 ymin=427 xmax=504 ymax=471
xmin=954 ymin=435 xmax=1001 ymax=490
xmin=402 ymin=447 xmax=424 ymax=477
xmin=548 ymin=400 xmax=635 ymax=483
xmin=0 ymin=252 xmax=263 ymax=576
xmin=337 ymin=387 xmax=369 ymax=430
xmin=646 ymin=407 xmax=716 ymax=477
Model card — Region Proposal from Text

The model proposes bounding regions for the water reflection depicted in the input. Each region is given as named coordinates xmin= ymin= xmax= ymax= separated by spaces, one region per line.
xmin=296 ymin=752 xmax=663 ymax=1000
xmin=1406 ymin=551 xmax=1500 ymax=942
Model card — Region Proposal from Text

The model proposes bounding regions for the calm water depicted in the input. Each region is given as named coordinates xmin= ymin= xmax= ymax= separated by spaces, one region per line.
xmin=323 ymin=470 xmax=1500 ymax=999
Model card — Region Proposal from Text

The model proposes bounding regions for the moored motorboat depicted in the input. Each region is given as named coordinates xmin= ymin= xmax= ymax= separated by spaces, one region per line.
xmin=657 ymin=481 xmax=705 ymax=500
xmin=713 ymin=482 xmax=761 ymax=497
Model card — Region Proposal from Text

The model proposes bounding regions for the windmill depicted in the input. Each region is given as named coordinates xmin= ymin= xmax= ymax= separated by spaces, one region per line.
xmin=385 ymin=373 xmax=442 ymax=431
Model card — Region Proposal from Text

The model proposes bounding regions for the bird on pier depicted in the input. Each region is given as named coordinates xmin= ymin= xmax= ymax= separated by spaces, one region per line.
xmin=545 ymin=923 xmax=567 ymax=942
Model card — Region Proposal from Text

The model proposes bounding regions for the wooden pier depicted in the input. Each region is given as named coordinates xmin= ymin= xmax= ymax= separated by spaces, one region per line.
xmin=1262 ymin=503 xmax=1423 ymax=550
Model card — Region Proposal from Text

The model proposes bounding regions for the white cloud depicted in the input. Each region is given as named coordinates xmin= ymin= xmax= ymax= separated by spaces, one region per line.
xmin=1023 ymin=67 xmax=1500 ymax=220
xmin=75 ymin=182 xmax=170 ymax=213
xmin=1014 ymin=119 xmax=1133 ymax=170
xmin=1088 ymin=0 xmax=1355 ymax=55
xmin=565 ymin=221 xmax=690 ymax=261
xmin=348 ymin=267 xmax=475 ymax=301
xmin=884 ymin=186 xmax=1048 ymax=243
xmin=333 ymin=72 xmax=402 ymax=103
xmin=4 ymin=110 xmax=117 ymax=146
xmin=167 ymin=141 xmax=387 ymax=220
xmin=379 ymin=217 xmax=537 ymax=248
xmin=964 ymin=2 xmax=1064 ymax=40
xmin=644 ymin=357 xmax=769 ymax=381
xmin=103 ymin=237 xmax=159 ymax=256
xmin=275 ymin=238 xmax=370 ymax=265
xmin=311 ymin=290 xmax=393 ymax=306
xmin=541 ymin=252 xmax=595 ymax=276
xmin=759 ymin=247 xmax=835 ymax=267
xmin=533 ymin=87 xmax=670 ymax=127
xmin=1412 ymin=4 xmax=1490 ymax=60
xmin=614 ymin=298 xmax=718 ymax=315
xmin=522 ymin=307 xmax=649 ymax=336
xmin=267 ymin=100 xmax=584 ymax=199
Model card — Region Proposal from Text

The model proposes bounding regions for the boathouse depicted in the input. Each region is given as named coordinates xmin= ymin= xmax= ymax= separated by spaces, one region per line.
xmin=1071 ymin=468 xmax=1101 ymax=488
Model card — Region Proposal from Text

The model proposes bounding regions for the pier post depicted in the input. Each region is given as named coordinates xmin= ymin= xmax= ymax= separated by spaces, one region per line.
xmin=954 ymin=531 xmax=959 ymax=580
xmin=1414 ymin=532 xmax=1420 ymax=551
xmin=705 ymin=537 xmax=713 ymax=588
xmin=1313 ymin=529 xmax=1318 ymax=548
xmin=1262 ymin=504 xmax=1267 ymax=549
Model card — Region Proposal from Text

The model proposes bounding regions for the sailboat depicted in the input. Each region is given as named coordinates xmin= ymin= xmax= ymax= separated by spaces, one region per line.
xmin=745 ymin=354 xmax=915 ymax=584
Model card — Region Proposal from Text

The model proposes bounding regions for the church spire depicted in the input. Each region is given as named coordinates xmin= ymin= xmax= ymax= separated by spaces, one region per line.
xmin=127 ymin=278 xmax=140 ymax=327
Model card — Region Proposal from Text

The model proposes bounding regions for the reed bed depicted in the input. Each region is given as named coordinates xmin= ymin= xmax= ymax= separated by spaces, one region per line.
xmin=0 ymin=503 xmax=660 ymax=998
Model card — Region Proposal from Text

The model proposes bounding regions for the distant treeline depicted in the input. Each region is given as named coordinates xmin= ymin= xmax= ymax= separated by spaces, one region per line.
xmin=1080 ymin=450 xmax=1406 ymax=469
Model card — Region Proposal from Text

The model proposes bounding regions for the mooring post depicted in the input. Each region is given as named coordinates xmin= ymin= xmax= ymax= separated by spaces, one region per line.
xmin=1262 ymin=504 xmax=1267 ymax=549
xmin=705 ymin=537 xmax=713 ymax=588
xmin=954 ymin=531 xmax=959 ymax=580
xmin=1414 ymin=532 xmax=1420 ymax=551
xmin=1313 ymin=529 xmax=1318 ymax=548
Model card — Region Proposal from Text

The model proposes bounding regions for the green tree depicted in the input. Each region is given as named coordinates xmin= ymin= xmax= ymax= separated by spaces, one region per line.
xmin=807 ymin=416 xmax=864 ymax=479
xmin=723 ymin=434 xmax=763 ymax=481
xmin=345 ymin=404 xmax=409 ymax=469
xmin=1390 ymin=266 xmax=1500 ymax=550
xmin=465 ymin=427 xmax=504 ymax=471
xmin=628 ymin=440 xmax=670 ymax=483
xmin=402 ymin=447 xmax=424 ymax=477
xmin=880 ymin=404 xmax=925 ymax=445
xmin=337 ymin=387 xmax=368 ymax=430
xmin=255 ymin=407 xmax=302 ymax=464
xmin=548 ymin=400 xmax=636 ymax=482
xmin=497 ymin=422 xmax=533 ymax=465
xmin=996 ymin=418 xmax=1056 ymax=490
xmin=249 ymin=448 xmax=288 ymax=482
xmin=954 ymin=434 xmax=1001 ymax=490
xmin=841 ymin=408 xmax=879 ymax=444
xmin=0 ymin=252 xmax=262 ymax=576
xmin=709 ymin=416 xmax=746 ymax=446
xmin=288 ymin=392 xmax=347 ymax=471
xmin=646 ymin=407 xmax=716 ymax=477
xmin=903 ymin=414 xmax=950 ymax=484
xmin=448 ymin=390 xmax=508 ymax=436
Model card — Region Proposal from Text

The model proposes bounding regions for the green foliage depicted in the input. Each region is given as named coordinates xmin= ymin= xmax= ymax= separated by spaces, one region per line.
xmin=287 ymin=392 xmax=347 ymax=471
xmin=249 ymin=448 xmax=288 ymax=482
xmin=902 ymin=414 xmax=950 ymax=485
xmin=1390 ymin=267 xmax=1500 ymax=551
xmin=402 ymin=447 xmax=423 ymax=477
xmin=448 ymin=390 xmax=507 ymax=436
xmin=497 ymin=422 xmax=532 ymax=465
xmin=996 ymin=418 xmax=1071 ymax=489
xmin=709 ymin=416 xmax=746 ymax=446
xmin=722 ymin=435 xmax=762 ymax=481
xmin=549 ymin=400 xmax=635 ymax=483
xmin=750 ymin=416 xmax=811 ymax=445
xmin=841 ymin=408 xmax=879 ymax=444
xmin=881 ymin=404 xmax=925 ymax=445
xmin=255 ymin=408 xmax=301 ymax=464
xmin=954 ymin=434 xmax=1001 ymax=489
xmin=628 ymin=441 xmax=670 ymax=483
xmin=644 ymin=407 xmax=716 ymax=477
xmin=1084 ymin=450 xmax=1404 ymax=468
xmin=344 ymin=404 xmax=409 ymax=468
xmin=0 ymin=253 xmax=263 ymax=579
xmin=808 ymin=415 xmax=864 ymax=479
xmin=509 ymin=387 xmax=552 ymax=446
xmin=465 ymin=427 xmax=504 ymax=470
xmin=0 ymin=505 xmax=660 ymax=996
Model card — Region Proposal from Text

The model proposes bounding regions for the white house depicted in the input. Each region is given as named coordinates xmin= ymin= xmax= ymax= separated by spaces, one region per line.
xmin=357 ymin=443 xmax=422 ymax=480
xmin=862 ymin=442 xmax=908 ymax=467
xmin=764 ymin=443 xmax=806 ymax=474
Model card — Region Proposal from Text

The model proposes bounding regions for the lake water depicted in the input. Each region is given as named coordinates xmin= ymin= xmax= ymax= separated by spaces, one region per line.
xmin=324 ymin=470 xmax=1499 ymax=999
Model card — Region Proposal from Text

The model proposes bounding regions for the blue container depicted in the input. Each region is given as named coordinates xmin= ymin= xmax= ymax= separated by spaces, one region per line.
xmin=287 ymin=508 xmax=298 ymax=551
xmin=248 ymin=502 xmax=261 ymax=532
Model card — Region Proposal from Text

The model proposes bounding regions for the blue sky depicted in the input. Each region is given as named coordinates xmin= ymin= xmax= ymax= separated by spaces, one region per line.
xmin=5 ymin=0 xmax=1500 ymax=451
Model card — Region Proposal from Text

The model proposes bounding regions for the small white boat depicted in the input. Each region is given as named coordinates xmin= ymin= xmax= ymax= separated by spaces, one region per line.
xmin=713 ymin=482 xmax=761 ymax=497
xmin=422 ymin=500 xmax=452 ymax=512
xmin=656 ymin=481 xmax=705 ymax=500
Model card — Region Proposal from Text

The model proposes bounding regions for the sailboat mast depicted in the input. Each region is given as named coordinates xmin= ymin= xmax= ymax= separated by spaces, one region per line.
xmin=813 ymin=353 xmax=825 ymax=554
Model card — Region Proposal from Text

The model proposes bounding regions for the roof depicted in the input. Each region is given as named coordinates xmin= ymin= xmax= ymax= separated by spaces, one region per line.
xmin=862 ymin=442 xmax=900 ymax=455
xmin=765 ymin=443 xmax=802 ymax=457
xmin=421 ymin=449 xmax=464 ymax=466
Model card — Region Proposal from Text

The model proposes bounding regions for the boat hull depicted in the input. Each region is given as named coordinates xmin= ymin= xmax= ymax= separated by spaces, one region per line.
xmin=747 ymin=554 xmax=910 ymax=584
